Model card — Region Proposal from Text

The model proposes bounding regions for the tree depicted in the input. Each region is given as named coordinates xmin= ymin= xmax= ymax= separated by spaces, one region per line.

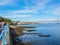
xmin=4 ymin=18 xmax=14 ymax=25
xmin=0 ymin=17 xmax=14 ymax=25
xmin=0 ymin=17 xmax=4 ymax=22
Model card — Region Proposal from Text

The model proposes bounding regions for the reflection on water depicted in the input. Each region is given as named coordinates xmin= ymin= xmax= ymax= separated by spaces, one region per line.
xmin=16 ymin=23 xmax=60 ymax=45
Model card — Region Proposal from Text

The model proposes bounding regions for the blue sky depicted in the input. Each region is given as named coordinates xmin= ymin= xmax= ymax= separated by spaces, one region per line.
xmin=0 ymin=0 xmax=60 ymax=22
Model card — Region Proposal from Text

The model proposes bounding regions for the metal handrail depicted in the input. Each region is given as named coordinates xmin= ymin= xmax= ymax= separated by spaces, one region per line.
xmin=0 ymin=23 xmax=10 ymax=45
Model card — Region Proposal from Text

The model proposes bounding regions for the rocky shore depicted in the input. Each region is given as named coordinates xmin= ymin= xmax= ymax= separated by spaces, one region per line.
xmin=9 ymin=25 xmax=32 ymax=45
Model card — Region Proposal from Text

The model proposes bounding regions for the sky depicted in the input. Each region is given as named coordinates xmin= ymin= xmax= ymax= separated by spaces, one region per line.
xmin=0 ymin=0 xmax=60 ymax=22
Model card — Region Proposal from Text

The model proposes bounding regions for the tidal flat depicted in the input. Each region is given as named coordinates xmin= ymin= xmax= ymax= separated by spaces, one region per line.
xmin=10 ymin=24 xmax=51 ymax=45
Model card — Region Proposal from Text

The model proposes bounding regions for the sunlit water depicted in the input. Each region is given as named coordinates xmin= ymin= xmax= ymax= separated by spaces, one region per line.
xmin=17 ymin=23 xmax=60 ymax=45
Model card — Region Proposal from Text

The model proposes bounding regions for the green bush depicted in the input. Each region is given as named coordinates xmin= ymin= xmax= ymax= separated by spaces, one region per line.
xmin=0 ymin=17 xmax=14 ymax=25
xmin=4 ymin=18 xmax=14 ymax=25
xmin=0 ymin=17 xmax=4 ymax=22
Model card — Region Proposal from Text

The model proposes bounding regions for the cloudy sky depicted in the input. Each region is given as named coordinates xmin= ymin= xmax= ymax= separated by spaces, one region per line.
xmin=0 ymin=0 xmax=60 ymax=22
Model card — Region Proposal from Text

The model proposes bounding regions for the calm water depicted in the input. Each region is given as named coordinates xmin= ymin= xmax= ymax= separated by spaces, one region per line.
xmin=17 ymin=23 xmax=60 ymax=45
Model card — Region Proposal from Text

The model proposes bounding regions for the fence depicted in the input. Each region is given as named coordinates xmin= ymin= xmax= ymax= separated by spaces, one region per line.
xmin=0 ymin=23 xmax=11 ymax=45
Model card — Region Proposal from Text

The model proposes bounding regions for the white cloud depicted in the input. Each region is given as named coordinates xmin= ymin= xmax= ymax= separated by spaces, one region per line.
xmin=0 ymin=0 xmax=18 ymax=6
xmin=6 ymin=0 xmax=52 ymax=14
xmin=5 ymin=9 xmax=34 ymax=18
xmin=1 ymin=0 xmax=60 ymax=21
xmin=25 ymin=0 xmax=52 ymax=11
xmin=24 ymin=0 xmax=60 ymax=16
xmin=52 ymin=7 xmax=60 ymax=15
xmin=42 ymin=6 xmax=60 ymax=15
xmin=0 ymin=0 xmax=12 ymax=5
xmin=10 ymin=10 xmax=36 ymax=13
xmin=46 ymin=18 xmax=57 ymax=21
xmin=0 ymin=0 xmax=52 ymax=14
xmin=4 ymin=14 xmax=31 ymax=18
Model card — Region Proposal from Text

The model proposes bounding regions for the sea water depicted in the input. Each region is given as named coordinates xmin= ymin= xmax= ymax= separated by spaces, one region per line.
xmin=17 ymin=23 xmax=60 ymax=45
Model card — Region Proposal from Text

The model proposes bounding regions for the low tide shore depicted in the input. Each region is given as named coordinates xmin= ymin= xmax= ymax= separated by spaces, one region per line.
xmin=9 ymin=25 xmax=32 ymax=45
xmin=9 ymin=25 xmax=50 ymax=45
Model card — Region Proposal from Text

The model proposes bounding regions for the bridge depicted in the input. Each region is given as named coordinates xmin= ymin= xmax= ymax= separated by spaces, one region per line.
xmin=0 ymin=23 xmax=12 ymax=45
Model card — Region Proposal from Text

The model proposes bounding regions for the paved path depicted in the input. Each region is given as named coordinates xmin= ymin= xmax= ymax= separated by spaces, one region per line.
xmin=0 ymin=40 xmax=2 ymax=45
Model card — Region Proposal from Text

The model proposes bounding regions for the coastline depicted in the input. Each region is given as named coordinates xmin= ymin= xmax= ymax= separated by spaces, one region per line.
xmin=9 ymin=25 xmax=32 ymax=45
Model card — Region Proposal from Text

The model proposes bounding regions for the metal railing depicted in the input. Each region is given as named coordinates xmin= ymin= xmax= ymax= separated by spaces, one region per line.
xmin=0 ymin=23 xmax=11 ymax=45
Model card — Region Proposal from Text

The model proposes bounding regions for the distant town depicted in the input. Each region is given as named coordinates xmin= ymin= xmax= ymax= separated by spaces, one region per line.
xmin=13 ymin=20 xmax=60 ymax=25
